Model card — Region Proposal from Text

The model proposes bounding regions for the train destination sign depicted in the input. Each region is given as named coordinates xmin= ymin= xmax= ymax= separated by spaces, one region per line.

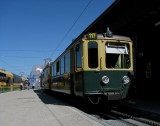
xmin=87 ymin=33 xmax=97 ymax=39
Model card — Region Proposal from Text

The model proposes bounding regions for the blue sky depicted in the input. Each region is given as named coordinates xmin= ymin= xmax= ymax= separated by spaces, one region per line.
xmin=0 ymin=0 xmax=115 ymax=77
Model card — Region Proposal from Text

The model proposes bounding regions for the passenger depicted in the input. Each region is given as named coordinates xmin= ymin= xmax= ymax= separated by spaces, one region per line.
xmin=32 ymin=83 xmax=35 ymax=89
xmin=32 ymin=85 xmax=35 ymax=89
xmin=27 ymin=82 xmax=30 ymax=89
xmin=20 ymin=82 xmax=23 ymax=90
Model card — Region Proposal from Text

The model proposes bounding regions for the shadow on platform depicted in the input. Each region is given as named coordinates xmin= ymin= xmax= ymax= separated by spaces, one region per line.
xmin=33 ymin=89 xmax=70 ymax=106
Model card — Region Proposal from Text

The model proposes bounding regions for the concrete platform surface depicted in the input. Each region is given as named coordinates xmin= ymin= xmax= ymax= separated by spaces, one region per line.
xmin=0 ymin=90 xmax=103 ymax=126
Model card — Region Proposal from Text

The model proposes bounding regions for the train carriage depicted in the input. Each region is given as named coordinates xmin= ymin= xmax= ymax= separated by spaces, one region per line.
xmin=42 ymin=29 xmax=134 ymax=104
xmin=0 ymin=70 xmax=13 ymax=86
xmin=0 ymin=70 xmax=13 ymax=92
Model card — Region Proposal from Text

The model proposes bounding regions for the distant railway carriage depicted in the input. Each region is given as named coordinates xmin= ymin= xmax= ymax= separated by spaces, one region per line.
xmin=0 ymin=70 xmax=13 ymax=86
xmin=41 ymin=62 xmax=52 ymax=90
xmin=41 ymin=29 xmax=134 ymax=104
xmin=0 ymin=70 xmax=13 ymax=92
xmin=0 ymin=70 xmax=28 ymax=92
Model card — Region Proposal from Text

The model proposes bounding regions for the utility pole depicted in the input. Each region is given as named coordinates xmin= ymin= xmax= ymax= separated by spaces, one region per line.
xmin=20 ymin=72 xmax=24 ymax=77
xmin=44 ymin=57 xmax=52 ymax=66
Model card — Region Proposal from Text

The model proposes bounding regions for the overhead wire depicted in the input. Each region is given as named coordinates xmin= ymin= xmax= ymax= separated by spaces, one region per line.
xmin=1 ymin=56 xmax=43 ymax=59
xmin=0 ymin=49 xmax=53 ymax=53
xmin=49 ymin=0 xmax=93 ymax=59
xmin=0 ymin=58 xmax=37 ymax=77
xmin=0 ymin=0 xmax=93 ymax=76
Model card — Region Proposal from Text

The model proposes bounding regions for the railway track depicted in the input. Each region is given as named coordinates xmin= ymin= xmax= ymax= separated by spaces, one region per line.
xmin=45 ymin=91 xmax=160 ymax=126
xmin=98 ymin=109 xmax=160 ymax=126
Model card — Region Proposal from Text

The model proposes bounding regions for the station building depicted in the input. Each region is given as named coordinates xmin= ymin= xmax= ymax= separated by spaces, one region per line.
xmin=81 ymin=0 xmax=160 ymax=100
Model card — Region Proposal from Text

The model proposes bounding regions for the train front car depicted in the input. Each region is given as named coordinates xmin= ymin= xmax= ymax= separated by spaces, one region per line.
xmin=74 ymin=31 xmax=134 ymax=104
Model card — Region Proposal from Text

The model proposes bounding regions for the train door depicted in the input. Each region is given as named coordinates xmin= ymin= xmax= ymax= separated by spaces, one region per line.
xmin=70 ymin=47 xmax=75 ymax=96
xmin=72 ymin=42 xmax=83 ymax=96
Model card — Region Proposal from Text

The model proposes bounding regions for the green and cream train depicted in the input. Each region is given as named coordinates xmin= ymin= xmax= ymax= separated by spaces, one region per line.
xmin=41 ymin=30 xmax=134 ymax=104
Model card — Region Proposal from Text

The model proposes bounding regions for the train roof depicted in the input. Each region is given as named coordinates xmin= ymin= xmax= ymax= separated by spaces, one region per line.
xmin=83 ymin=34 xmax=132 ymax=41
xmin=65 ymin=32 xmax=132 ymax=52
xmin=0 ymin=69 xmax=13 ymax=78
xmin=51 ymin=32 xmax=132 ymax=64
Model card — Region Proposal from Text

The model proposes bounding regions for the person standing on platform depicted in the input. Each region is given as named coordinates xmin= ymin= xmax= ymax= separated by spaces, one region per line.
xmin=27 ymin=82 xmax=30 ymax=89
xmin=32 ymin=83 xmax=35 ymax=89
xmin=20 ymin=82 xmax=23 ymax=90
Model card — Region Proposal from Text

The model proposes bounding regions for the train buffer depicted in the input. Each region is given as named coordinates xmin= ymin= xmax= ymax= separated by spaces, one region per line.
xmin=0 ymin=90 xmax=104 ymax=126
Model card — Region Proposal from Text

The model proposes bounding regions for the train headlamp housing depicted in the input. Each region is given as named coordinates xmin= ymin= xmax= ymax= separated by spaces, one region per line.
xmin=101 ymin=76 xmax=109 ymax=85
xmin=122 ymin=76 xmax=130 ymax=85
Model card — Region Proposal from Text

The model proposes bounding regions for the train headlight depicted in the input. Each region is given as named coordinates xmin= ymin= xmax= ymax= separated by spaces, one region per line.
xmin=122 ymin=76 xmax=130 ymax=84
xmin=102 ymin=76 xmax=109 ymax=85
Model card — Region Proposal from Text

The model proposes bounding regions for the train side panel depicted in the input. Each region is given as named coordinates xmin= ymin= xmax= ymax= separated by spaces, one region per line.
xmin=50 ymin=52 xmax=72 ymax=94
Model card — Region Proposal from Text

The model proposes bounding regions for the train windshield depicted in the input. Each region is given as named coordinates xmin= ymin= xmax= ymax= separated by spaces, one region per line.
xmin=88 ymin=41 xmax=98 ymax=68
xmin=105 ymin=42 xmax=130 ymax=69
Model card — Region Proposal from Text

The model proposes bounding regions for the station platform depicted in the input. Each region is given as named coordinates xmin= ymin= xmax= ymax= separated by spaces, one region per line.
xmin=0 ymin=89 xmax=104 ymax=126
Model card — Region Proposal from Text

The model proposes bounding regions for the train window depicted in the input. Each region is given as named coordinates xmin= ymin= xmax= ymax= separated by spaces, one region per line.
xmin=65 ymin=52 xmax=70 ymax=73
xmin=0 ymin=76 xmax=7 ymax=82
xmin=60 ymin=57 xmax=64 ymax=74
xmin=41 ymin=72 xmax=44 ymax=78
xmin=105 ymin=42 xmax=130 ymax=69
xmin=75 ymin=43 xmax=82 ymax=71
xmin=52 ymin=64 xmax=56 ymax=76
xmin=88 ymin=41 xmax=98 ymax=68
xmin=44 ymin=69 xmax=48 ymax=78
xmin=0 ymin=73 xmax=6 ymax=82
xmin=0 ymin=72 xmax=6 ymax=76
xmin=56 ymin=61 xmax=60 ymax=75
